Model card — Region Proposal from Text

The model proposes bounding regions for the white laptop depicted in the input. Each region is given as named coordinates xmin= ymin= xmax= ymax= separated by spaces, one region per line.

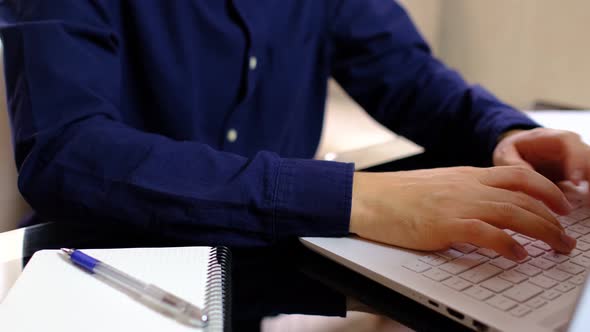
xmin=568 ymin=264 xmax=590 ymax=332
xmin=301 ymin=183 xmax=590 ymax=332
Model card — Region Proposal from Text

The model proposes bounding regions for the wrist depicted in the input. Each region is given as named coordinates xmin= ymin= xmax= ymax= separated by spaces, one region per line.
xmin=350 ymin=172 xmax=367 ymax=235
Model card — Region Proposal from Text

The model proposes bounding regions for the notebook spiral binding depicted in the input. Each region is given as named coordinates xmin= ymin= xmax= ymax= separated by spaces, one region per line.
xmin=204 ymin=247 xmax=231 ymax=332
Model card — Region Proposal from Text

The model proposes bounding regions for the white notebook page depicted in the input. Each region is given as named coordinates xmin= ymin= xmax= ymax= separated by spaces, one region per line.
xmin=0 ymin=247 xmax=212 ymax=332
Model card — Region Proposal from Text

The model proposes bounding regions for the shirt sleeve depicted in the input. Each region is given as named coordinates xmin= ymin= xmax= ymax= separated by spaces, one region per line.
xmin=328 ymin=0 xmax=540 ymax=167
xmin=0 ymin=1 xmax=353 ymax=246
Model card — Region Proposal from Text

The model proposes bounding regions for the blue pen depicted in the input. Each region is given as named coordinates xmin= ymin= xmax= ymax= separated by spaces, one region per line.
xmin=61 ymin=248 xmax=208 ymax=327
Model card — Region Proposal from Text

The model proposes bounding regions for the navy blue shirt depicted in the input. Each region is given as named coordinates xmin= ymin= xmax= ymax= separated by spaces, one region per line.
xmin=0 ymin=0 xmax=537 ymax=246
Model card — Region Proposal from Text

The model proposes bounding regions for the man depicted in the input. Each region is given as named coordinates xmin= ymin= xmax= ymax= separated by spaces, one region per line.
xmin=0 ymin=1 xmax=588 ymax=261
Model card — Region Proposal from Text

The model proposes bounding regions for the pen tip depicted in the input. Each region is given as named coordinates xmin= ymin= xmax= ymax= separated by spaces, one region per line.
xmin=61 ymin=248 xmax=74 ymax=256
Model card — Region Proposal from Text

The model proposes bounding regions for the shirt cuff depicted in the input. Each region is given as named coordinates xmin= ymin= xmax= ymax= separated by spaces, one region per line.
xmin=272 ymin=158 xmax=354 ymax=240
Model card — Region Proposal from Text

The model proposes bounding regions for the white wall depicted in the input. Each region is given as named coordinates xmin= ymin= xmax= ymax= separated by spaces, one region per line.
xmin=407 ymin=0 xmax=590 ymax=109
xmin=397 ymin=0 xmax=442 ymax=54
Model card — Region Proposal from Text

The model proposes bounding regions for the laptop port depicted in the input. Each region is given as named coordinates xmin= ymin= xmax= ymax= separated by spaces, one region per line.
xmin=446 ymin=307 xmax=464 ymax=320
xmin=428 ymin=300 xmax=439 ymax=308
xmin=473 ymin=320 xmax=489 ymax=331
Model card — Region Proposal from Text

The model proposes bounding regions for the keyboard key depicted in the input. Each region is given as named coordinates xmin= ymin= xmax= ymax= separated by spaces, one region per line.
xmin=515 ymin=264 xmax=542 ymax=277
xmin=541 ymin=290 xmax=561 ymax=300
xmin=464 ymin=252 xmax=488 ymax=262
xmin=579 ymin=234 xmax=590 ymax=244
xmin=423 ymin=269 xmax=452 ymax=281
xmin=519 ymin=256 xmax=532 ymax=263
xmin=490 ymin=257 xmax=518 ymax=270
xmin=543 ymin=252 xmax=570 ymax=264
xmin=525 ymin=245 xmax=545 ymax=258
xmin=518 ymin=234 xmax=535 ymax=241
xmin=499 ymin=270 xmax=528 ymax=284
xmin=569 ymin=274 xmax=586 ymax=286
xmin=581 ymin=219 xmax=590 ymax=227
xmin=566 ymin=229 xmax=583 ymax=239
xmin=526 ymin=297 xmax=547 ymax=309
xmin=568 ymin=249 xmax=582 ymax=257
xmin=451 ymin=243 xmax=478 ymax=254
xmin=544 ymin=268 xmax=572 ymax=282
xmin=440 ymin=253 xmax=487 ymax=275
xmin=459 ymin=263 xmax=503 ymax=283
xmin=571 ymin=256 xmax=590 ymax=268
xmin=403 ymin=260 xmax=431 ymax=273
xmin=443 ymin=277 xmax=472 ymax=291
xmin=504 ymin=229 xmax=516 ymax=236
xmin=419 ymin=254 xmax=448 ymax=266
xmin=464 ymin=286 xmax=494 ymax=301
xmin=529 ymin=258 xmax=556 ymax=270
xmin=514 ymin=235 xmax=531 ymax=246
xmin=437 ymin=248 xmax=464 ymax=260
xmin=532 ymin=241 xmax=552 ymax=251
xmin=529 ymin=275 xmax=558 ymax=289
xmin=560 ymin=216 xmax=581 ymax=226
xmin=486 ymin=296 xmax=517 ymax=311
xmin=576 ymin=241 xmax=590 ymax=251
xmin=554 ymin=283 xmax=576 ymax=293
xmin=481 ymin=277 xmax=513 ymax=293
xmin=476 ymin=248 xmax=500 ymax=259
xmin=510 ymin=306 xmax=531 ymax=317
xmin=503 ymin=283 xmax=543 ymax=302
xmin=571 ymin=209 xmax=590 ymax=221
xmin=569 ymin=224 xmax=590 ymax=235
xmin=557 ymin=262 xmax=585 ymax=275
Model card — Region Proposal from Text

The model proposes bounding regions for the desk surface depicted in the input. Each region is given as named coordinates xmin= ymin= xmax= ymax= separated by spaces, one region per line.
xmin=0 ymin=222 xmax=469 ymax=332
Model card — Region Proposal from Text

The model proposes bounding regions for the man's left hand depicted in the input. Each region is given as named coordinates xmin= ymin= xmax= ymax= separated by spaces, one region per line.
xmin=493 ymin=128 xmax=590 ymax=185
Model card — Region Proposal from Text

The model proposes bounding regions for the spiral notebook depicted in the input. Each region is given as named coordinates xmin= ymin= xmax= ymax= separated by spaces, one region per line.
xmin=0 ymin=247 xmax=230 ymax=332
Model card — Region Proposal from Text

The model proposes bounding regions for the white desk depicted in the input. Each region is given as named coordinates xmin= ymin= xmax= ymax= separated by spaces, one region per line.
xmin=526 ymin=110 xmax=590 ymax=144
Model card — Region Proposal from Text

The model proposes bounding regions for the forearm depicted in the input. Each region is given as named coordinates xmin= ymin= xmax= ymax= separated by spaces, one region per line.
xmin=330 ymin=0 xmax=539 ymax=166
xmin=386 ymin=67 xmax=539 ymax=166
xmin=17 ymin=116 xmax=353 ymax=246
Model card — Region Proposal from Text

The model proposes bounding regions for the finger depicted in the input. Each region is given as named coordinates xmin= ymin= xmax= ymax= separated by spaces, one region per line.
xmin=452 ymin=219 xmax=527 ymax=261
xmin=476 ymin=201 xmax=575 ymax=253
xmin=564 ymin=136 xmax=587 ymax=185
xmin=558 ymin=181 xmax=578 ymax=192
xmin=559 ymin=180 xmax=588 ymax=208
xmin=478 ymin=166 xmax=572 ymax=215
xmin=494 ymin=142 xmax=535 ymax=170
xmin=480 ymin=187 xmax=563 ymax=231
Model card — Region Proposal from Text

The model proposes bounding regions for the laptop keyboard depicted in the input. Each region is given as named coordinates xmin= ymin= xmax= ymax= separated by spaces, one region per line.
xmin=403 ymin=195 xmax=590 ymax=318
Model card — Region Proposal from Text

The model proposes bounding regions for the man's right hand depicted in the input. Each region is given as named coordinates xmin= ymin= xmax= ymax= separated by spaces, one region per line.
xmin=349 ymin=166 xmax=577 ymax=261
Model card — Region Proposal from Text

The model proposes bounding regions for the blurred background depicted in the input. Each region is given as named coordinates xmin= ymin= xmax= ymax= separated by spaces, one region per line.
xmin=397 ymin=0 xmax=590 ymax=110
xmin=1 ymin=0 xmax=589 ymax=232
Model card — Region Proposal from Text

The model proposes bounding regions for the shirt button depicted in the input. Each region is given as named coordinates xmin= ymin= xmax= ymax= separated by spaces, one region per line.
xmin=248 ymin=56 xmax=257 ymax=70
xmin=226 ymin=129 xmax=238 ymax=143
